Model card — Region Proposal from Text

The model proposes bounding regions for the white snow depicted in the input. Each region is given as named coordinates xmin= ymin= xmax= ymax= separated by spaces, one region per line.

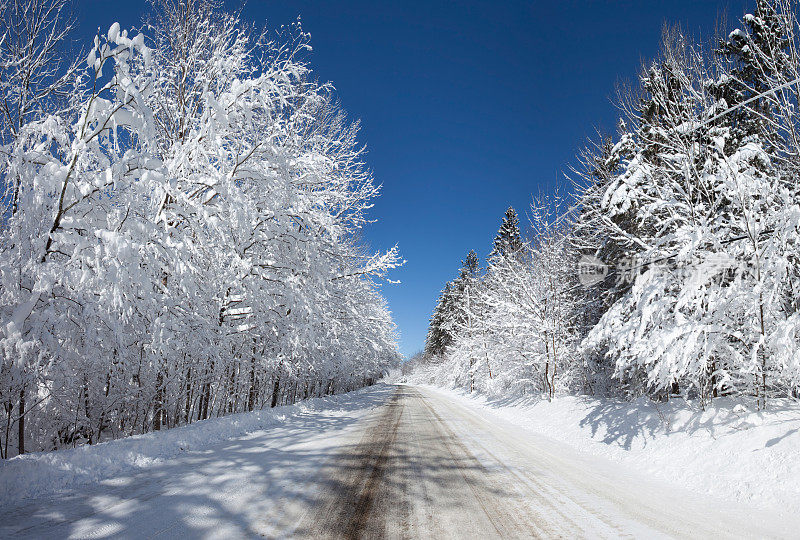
xmin=108 ymin=22 xmax=120 ymax=43
xmin=3 ymin=381 xmax=797 ymax=537
xmin=411 ymin=383 xmax=800 ymax=519
xmin=0 ymin=384 xmax=393 ymax=538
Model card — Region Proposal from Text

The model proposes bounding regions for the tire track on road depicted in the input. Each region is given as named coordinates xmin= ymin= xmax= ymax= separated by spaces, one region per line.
xmin=302 ymin=386 xmax=404 ymax=539
xmin=342 ymin=389 xmax=404 ymax=539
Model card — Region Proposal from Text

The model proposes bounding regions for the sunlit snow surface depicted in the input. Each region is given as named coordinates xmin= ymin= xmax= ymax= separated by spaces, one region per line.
xmin=2 ymin=382 xmax=799 ymax=538
xmin=406 ymin=377 xmax=800 ymax=521
xmin=0 ymin=385 xmax=393 ymax=539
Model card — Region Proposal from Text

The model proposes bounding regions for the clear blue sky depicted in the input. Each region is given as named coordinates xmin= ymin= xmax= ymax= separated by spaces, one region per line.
xmin=75 ymin=0 xmax=748 ymax=357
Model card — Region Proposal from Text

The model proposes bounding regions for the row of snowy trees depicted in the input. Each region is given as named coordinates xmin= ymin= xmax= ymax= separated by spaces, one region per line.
xmin=0 ymin=0 xmax=401 ymax=457
xmin=424 ymin=202 xmax=583 ymax=399
xmin=422 ymin=0 xmax=800 ymax=408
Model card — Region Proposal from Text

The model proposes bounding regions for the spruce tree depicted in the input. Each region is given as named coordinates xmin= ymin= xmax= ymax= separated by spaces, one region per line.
xmin=441 ymin=250 xmax=481 ymax=341
xmin=425 ymin=282 xmax=454 ymax=357
xmin=425 ymin=250 xmax=482 ymax=358
xmin=489 ymin=207 xmax=523 ymax=261
xmin=463 ymin=249 xmax=481 ymax=277
xmin=714 ymin=0 xmax=791 ymax=154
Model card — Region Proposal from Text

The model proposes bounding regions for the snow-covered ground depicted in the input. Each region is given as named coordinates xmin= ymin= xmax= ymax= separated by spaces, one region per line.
xmin=2 ymin=380 xmax=797 ymax=538
xmin=409 ymin=381 xmax=800 ymax=518
xmin=300 ymin=384 xmax=794 ymax=538
xmin=0 ymin=384 xmax=393 ymax=538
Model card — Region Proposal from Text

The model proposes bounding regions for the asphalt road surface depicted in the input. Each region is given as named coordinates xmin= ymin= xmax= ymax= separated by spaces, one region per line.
xmin=297 ymin=385 xmax=793 ymax=539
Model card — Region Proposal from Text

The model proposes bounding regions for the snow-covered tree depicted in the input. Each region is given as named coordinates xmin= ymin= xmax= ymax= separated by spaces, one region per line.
xmin=0 ymin=0 xmax=80 ymax=227
xmin=425 ymin=282 xmax=456 ymax=358
xmin=419 ymin=0 xmax=800 ymax=407
xmin=442 ymin=250 xmax=488 ymax=391
xmin=478 ymin=194 xmax=582 ymax=399
xmin=0 ymin=1 xmax=401 ymax=457
xmin=583 ymin=13 xmax=800 ymax=406
xmin=489 ymin=206 xmax=523 ymax=261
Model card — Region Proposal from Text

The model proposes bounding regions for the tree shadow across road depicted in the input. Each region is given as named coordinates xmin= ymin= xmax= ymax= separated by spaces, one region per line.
xmin=0 ymin=384 xmax=399 ymax=539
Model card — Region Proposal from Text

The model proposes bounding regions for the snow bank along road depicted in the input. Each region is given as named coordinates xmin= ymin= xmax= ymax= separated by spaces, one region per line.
xmin=1 ymin=384 xmax=796 ymax=539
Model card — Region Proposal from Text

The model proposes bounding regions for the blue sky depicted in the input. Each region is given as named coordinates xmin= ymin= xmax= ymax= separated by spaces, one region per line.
xmin=76 ymin=0 xmax=748 ymax=357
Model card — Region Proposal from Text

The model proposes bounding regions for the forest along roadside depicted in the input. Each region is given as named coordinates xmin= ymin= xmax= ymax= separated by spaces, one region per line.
xmin=299 ymin=384 xmax=798 ymax=539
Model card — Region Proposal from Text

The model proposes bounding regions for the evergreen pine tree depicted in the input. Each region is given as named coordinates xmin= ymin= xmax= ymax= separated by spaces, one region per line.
xmin=424 ymin=251 xmax=481 ymax=358
xmin=714 ymin=0 xmax=792 ymax=154
xmin=463 ymin=249 xmax=481 ymax=277
xmin=489 ymin=207 xmax=523 ymax=261
xmin=425 ymin=282 xmax=454 ymax=357
xmin=441 ymin=250 xmax=481 ymax=342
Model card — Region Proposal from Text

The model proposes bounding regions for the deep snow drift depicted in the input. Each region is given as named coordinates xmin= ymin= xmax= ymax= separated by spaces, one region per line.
xmin=402 ymin=370 xmax=800 ymax=518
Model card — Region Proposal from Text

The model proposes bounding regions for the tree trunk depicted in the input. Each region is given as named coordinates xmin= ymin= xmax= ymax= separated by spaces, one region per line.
xmin=247 ymin=357 xmax=257 ymax=412
xmin=184 ymin=368 xmax=193 ymax=424
xmin=153 ymin=372 xmax=164 ymax=431
xmin=2 ymin=400 xmax=12 ymax=459
xmin=469 ymin=358 xmax=475 ymax=393
xmin=543 ymin=331 xmax=551 ymax=399
xmin=270 ymin=376 xmax=280 ymax=408
xmin=18 ymin=388 xmax=25 ymax=455
xmin=759 ymin=298 xmax=767 ymax=409
xmin=551 ymin=334 xmax=557 ymax=400
xmin=200 ymin=362 xmax=214 ymax=420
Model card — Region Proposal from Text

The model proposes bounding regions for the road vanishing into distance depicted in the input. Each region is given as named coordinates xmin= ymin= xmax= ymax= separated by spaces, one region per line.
xmin=1 ymin=384 xmax=795 ymax=539
xmin=299 ymin=386 xmax=791 ymax=539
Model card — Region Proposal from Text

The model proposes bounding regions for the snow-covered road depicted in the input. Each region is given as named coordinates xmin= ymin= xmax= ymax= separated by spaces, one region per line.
xmin=1 ymin=384 xmax=796 ymax=539
xmin=302 ymin=385 xmax=795 ymax=539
